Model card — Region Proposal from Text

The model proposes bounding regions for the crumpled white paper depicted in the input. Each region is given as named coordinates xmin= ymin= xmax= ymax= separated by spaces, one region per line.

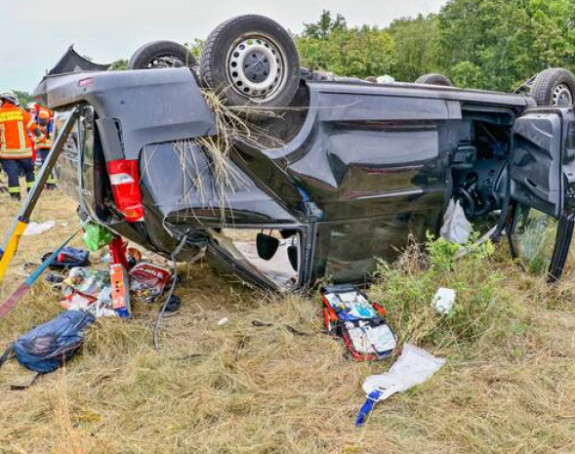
xmin=433 ymin=287 xmax=456 ymax=315
xmin=362 ymin=344 xmax=445 ymax=402
xmin=440 ymin=199 xmax=471 ymax=245
xmin=24 ymin=221 xmax=56 ymax=236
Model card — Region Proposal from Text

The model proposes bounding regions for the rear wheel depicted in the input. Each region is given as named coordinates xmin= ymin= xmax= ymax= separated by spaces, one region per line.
xmin=199 ymin=15 xmax=300 ymax=114
xmin=415 ymin=73 xmax=454 ymax=87
xmin=127 ymin=41 xmax=196 ymax=70
xmin=530 ymin=68 xmax=575 ymax=106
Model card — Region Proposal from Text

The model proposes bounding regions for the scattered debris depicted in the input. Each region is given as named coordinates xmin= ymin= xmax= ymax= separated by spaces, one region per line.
xmin=440 ymin=199 xmax=472 ymax=245
xmin=321 ymin=285 xmax=396 ymax=361
xmin=218 ymin=317 xmax=229 ymax=326
xmin=82 ymin=222 xmax=115 ymax=252
xmin=0 ymin=232 xmax=78 ymax=320
xmin=129 ymin=262 xmax=173 ymax=303
xmin=109 ymin=237 xmax=131 ymax=318
xmin=0 ymin=310 xmax=94 ymax=376
xmin=356 ymin=344 xmax=445 ymax=426
xmin=64 ymin=293 xmax=116 ymax=318
xmin=59 ymin=266 xmax=115 ymax=317
xmin=251 ymin=319 xmax=311 ymax=336
xmin=433 ymin=287 xmax=456 ymax=315
xmin=45 ymin=272 xmax=64 ymax=284
xmin=23 ymin=221 xmax=56 ymax=236
xmin=62 ymin=267 xmax=109 ymax=299
xmin=42 ymin=246 xmax=89 ymax=269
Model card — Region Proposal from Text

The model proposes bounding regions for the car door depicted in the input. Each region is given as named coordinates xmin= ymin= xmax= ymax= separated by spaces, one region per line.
xmin=508 ymin=107 xmax=575 ymax=280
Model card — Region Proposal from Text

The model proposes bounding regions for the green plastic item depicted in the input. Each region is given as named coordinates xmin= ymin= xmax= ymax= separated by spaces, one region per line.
xmin=82 ymin=223 xmax=115 ymax=252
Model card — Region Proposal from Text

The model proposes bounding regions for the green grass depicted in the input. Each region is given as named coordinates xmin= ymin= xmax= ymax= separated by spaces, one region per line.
xmin=1 ymin=191 xmax=575 ymax=453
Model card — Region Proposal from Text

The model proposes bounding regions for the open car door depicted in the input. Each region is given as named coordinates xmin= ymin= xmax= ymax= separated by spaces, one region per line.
xmin=508 ymin=107 xmax=575 ymax=280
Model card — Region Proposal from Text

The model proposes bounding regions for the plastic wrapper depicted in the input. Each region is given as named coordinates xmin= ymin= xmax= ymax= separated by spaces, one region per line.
xmin=82 ymin=223 xmax=115 ymax=252
xmin=440 ymin=199 xmax=472 ymax=245
xmin=362 ymin=344 xmax=445 ymax=402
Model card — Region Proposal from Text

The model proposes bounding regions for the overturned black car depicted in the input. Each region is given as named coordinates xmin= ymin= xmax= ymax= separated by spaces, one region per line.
xmin=33 ymin=15 xmax=575 ymax=292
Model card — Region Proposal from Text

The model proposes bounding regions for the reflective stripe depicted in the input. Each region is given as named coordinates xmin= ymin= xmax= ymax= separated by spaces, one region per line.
xmin=8 ymin=186 xmax=20 ymax=194
xmin=26 ymin=181 xmax=34 ymax=188
xmin=0 ymin=111 xmax=24 ymax=122
xmin=0 ymin=124 xmax=5 ymax=153
xmin=0 ymin=148 xmax=33 ymax=159
xmin=17 ymin=121 xmax=26 ymax=150
xmin=0 ymin=106 xmax=33 ymax=158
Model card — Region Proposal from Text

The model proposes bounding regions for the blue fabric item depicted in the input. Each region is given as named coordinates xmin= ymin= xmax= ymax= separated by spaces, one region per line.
xmin=12 ymin=310 xmax=95 ymax=374
xmin=42 ymin=247 xmax=89 ymax=269
xmin=355 ymin=389 xmax=382 ymax=427
xmin=0 ymin=158 xmax=34 ymax=190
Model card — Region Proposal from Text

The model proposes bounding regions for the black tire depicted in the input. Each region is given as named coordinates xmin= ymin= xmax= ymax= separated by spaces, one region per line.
xmin=530 ymin=68 xmax=575 ymax=106
xmin=127 ymin=41 xmax=196 ymax=70
xmin=415 ymin=73 xmax=454 ymax=87
xmin=199 ymin=15 xmax=300 ymax=114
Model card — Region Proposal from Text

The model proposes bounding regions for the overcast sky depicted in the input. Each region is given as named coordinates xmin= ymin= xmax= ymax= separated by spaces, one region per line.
xmin=1 ymin=0 xmax=447 ymax=92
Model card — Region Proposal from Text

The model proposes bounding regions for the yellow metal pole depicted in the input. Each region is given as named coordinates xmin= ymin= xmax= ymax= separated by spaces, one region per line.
xmin=0 ymin=107 xmax=79 ymax=286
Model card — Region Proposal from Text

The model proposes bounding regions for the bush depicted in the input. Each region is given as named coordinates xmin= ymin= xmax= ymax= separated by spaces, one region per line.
xmin=369 ymin=234 xmax=516 ymax=349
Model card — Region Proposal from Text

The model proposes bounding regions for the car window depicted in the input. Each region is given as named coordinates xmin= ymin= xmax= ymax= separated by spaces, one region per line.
xmin=511 ymin=204 xmax=558 ymax=276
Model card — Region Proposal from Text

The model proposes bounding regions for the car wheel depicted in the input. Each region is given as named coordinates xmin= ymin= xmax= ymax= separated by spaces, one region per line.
xmin=199 ymin=15 xmax=300 ymax=114
xmin=530 ymin=68 xmax=575 ymax=106
xmin=127 ymin=41 xmax=196 ymax=70
xmin=415 ymin=73 xmax=454 ymax=87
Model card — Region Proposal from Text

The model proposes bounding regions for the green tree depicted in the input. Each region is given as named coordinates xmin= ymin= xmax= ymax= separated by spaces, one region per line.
xmin=109 ymin=59 xmax=128 ymax=71
xmin=302 ymin=10 xmax=347 ymax=39
xmin=437 ymin=0 xmax=575 ymax=90
xmin=450 ymin=61 xmax=485 ymax=88
xmin=297 ymin=12 xmax=395 ymax=79
xmin=387 ymin=14 xmax=441 ymax=82
xmin=187 ymin=39 xmax=204 ymax=59
xmin=14 ymin=90 xmax=33 ymax=107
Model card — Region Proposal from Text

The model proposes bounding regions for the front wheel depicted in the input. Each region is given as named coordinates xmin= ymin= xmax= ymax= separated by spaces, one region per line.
xmin=530 ymin=68 xmax=575 ymax=106
xmin=199 ymin=15 xmax=301 ymax=115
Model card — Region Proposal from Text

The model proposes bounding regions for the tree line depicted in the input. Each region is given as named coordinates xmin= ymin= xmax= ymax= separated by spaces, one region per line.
xmin=296 ymin=0 xmax=575 ymax=92
xmin=19 ymin=0 xmax=575 ymax=103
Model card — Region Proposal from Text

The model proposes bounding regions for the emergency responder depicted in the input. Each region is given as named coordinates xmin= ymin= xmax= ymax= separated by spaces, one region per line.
xmin=24 ymin=102 xmax=39 ymax=172
xmin=25 ymin=102 xmax=38 ymax=118
xmin=35 ymin=106 xmax=57 ymax=189
xmin=0 ymin=90 xmax=42 ymax=200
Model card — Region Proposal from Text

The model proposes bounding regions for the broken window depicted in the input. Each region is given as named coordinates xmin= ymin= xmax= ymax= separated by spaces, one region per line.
xmin=511 ymin=204 xmax=558 ymax=276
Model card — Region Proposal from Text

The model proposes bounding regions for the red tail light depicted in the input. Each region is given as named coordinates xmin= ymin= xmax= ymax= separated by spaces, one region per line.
xmin=106 ymin=159 xmax=145 ymax=222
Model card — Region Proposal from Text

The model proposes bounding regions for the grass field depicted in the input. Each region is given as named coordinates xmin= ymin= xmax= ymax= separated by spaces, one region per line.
xmin=1 ymin=190 xmax=575 ymax=454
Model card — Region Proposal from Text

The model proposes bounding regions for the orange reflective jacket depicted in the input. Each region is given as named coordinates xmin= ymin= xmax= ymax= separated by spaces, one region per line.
xmin=36 ymin=108 xmax=53 ymax=150
xmin=0 ymin=103 xmax=38 ymax=159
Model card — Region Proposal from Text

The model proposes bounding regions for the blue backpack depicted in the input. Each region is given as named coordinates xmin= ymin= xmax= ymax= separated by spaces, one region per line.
xmin=0 ymin=310 xmax=94 ymax=375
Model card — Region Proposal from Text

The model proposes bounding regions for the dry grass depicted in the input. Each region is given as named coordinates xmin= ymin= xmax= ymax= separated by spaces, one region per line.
xmin=1 ymin=190 xmax=575 ymax=453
